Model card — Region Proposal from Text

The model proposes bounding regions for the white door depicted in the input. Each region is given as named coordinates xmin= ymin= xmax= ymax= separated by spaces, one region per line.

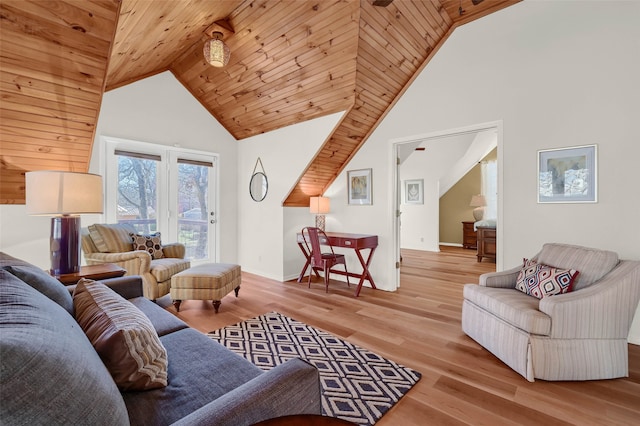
xmin=169 ymin=152 xmax=217 ymax=263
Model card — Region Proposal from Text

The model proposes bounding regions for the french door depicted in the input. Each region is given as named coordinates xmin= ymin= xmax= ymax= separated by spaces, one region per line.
xmin=103 ymin=137 xmax=218 ymax=263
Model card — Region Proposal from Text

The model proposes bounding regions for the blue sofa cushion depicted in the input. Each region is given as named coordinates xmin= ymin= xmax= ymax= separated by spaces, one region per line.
xmin=0 ymin=270 xmax=129 ymax=425
xmin=4 ymin=264 xmax=74 ymax=315
xmin=129 ymin=296 xmax=189 ymax=336
xmin=123 ymin=327 xmax=264 ymax=426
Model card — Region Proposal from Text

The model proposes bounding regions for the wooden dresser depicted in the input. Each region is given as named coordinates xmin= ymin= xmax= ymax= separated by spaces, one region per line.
xmin=476 ymin=226 xmax=496 ymax=262
xmin=461 ymin=221 xmax=477 ymax=249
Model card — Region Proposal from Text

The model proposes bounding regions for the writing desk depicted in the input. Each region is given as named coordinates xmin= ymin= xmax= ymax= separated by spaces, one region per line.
xmin=296 ymin=231 xmax=378 ymax=297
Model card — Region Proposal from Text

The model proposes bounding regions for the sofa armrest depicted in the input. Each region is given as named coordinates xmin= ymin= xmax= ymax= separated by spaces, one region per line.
xmin=539 ymin=260 xmax=640 ymax=339
xmin=85 ymin=251 xmax=152 ymax=275
xmin=99 ymin=275 xmax=144 ymax=299
xmin=171 ymin=358 xmax=321 ymax=426
xmin=162 ymin=243 xmax=185 ymax=259
xmin=479 ymin=265 xmax=521 ymax=288
xmin=66 ymin=276 xmax=145 ymax=299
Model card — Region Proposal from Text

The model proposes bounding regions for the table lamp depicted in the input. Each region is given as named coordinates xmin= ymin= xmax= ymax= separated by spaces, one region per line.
xmin=309 ymin=196 xmax=330 ymax=231
xmin=26 ymin=171 xmax=103 ymax=276
xmin=469 ymin=194 xmax=487 ymax=221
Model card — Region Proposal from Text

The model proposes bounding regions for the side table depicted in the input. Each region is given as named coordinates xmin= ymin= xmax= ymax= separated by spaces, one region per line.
xmin=462 ymin=221 xmax=477 ymax=249
xmin=53 ymin=263 xmax=126 ymax=285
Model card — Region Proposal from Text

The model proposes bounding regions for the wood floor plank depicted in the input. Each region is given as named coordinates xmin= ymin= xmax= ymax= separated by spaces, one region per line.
xmin=157 ymin=246 xmax=640 ymax=425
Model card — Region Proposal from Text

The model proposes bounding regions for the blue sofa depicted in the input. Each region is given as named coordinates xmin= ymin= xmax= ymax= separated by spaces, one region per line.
xmin=0 ymin=252 xmax=321 ymax=425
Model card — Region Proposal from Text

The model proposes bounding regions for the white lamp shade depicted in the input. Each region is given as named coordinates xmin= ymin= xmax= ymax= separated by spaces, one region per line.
xmin=26 ymin=171 xmax=103 ymax=215
xmin=309 ymin=196 xmax=330 ymax=214
xmin=469 ymin=194 xmax=487 ymax=207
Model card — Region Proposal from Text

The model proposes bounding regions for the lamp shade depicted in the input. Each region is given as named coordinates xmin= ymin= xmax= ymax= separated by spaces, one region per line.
xmin=309 ymin=196 xmax=330 ymax=214
xmin=203 ymin=32 xmax=230 ymax=67
xmin=26 ymin=171 xmax=103 ymax=215
xmin=469 ymin=194 xmax=487 ymax=208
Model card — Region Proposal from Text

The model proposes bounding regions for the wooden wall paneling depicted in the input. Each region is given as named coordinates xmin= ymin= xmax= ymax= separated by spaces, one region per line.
xmin=177 ymin=0 xmax=359 ymax=139
xmin=2 ymin=1 xmax=116 ymax=42
xmin=283 ymin=0 xmax=458 ymax=206
xmin=107 ymin=0 xmax=243 ymax=89
xmin=442 ymin=0 xmax=521 ymax=27
xmin=1 ymin=0 xmax=519 ymax=205
xmin=0 ymin=0 xmax=119 ymax=204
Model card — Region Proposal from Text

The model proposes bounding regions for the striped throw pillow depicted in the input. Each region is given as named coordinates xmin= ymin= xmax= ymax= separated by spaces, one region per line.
xmin=73 ymin=279 xmax=168 ymax=391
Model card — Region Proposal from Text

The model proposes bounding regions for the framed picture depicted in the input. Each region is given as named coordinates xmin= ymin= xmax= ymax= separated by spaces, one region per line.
xmin=404 ymin=179 xmax=423 ymax=204
xmin=347 ymin=168 xmax=372 ymax=205
xmin=538 ymin=144 xmax=597 ymax=203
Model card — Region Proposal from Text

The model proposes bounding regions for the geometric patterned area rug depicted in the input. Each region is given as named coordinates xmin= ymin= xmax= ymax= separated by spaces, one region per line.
xmin=207 ymin=312 xmax=421 ymax=425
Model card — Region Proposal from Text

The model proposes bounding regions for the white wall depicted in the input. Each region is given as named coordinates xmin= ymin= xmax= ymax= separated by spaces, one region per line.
xmin=93 ymin=71 xmax=240 ymax=263
xmin=323 ymin=1 xmax=640 ymax=340
xmin=237 ymin=112 xmax=344 ymax=280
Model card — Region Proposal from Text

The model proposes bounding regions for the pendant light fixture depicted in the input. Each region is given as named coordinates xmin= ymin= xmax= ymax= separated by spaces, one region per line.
xmin=203 ymin=31 xmax=230 ymax=67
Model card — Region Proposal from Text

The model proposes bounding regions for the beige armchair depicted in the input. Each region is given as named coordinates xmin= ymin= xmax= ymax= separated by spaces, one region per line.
xmin=462 ymin=243 xmax=640 ymax=381
xmin=81 ymin=223 xmax=190 ymax=300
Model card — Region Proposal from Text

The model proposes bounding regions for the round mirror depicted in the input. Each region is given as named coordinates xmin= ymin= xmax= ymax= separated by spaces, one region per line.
xmin=250 ymin=172 xmax=268 ymax=202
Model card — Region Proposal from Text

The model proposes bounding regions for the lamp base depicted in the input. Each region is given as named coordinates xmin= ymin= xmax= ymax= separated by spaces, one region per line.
xmin=50 ymin=215 xmax=81 ymax=276
xmin=472 ymin=207 xmax=485 ymax=222
xmin=315 ymin=214 xmax=326 ymax=231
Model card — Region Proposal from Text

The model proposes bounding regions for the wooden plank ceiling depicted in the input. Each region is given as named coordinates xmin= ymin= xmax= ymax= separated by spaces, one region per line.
xmin=0 ymin=0 xmax=120 ymax=203
xmin=0 ymin=0 xmax=519 ymax=205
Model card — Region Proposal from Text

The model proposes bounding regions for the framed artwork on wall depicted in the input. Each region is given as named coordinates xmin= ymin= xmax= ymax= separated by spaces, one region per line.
xmin=404 ymin=179 xmax=423 ymax=204
xmin=538 ymin=144 xmax=597 ymax=203
xmin=347 ymin=168 xmax=372 ymax=205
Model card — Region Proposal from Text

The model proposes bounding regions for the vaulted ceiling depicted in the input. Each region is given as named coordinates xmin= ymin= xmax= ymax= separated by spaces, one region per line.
xmin=0 ymin=0 xmax=519 ymax=205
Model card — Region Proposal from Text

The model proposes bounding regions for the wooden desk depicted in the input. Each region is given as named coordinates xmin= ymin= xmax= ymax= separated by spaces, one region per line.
xmin=296 ymin=232 xmax=378 ymax=297
xmin=53 ymin=263 xmax=126 ymax=285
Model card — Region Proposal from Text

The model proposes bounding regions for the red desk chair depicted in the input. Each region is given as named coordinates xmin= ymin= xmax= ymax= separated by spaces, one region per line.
xmin=301 ymin=227 xmax=350 ymax=293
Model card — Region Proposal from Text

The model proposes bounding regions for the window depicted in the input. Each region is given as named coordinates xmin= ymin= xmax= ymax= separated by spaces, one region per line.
xmin=481 ymin=160 xmax=497 ymax=220
xmin=103 ymin=137 xmax=218 ymax=263
xmin=114 ymin=150 xmax=160 ymax=234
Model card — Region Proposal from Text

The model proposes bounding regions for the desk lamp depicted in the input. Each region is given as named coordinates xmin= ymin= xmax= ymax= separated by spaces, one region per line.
xmin=309 ymin=196 xmax=330 ymax=231
xmin=26 ymin=171 xmax=103 ymax=275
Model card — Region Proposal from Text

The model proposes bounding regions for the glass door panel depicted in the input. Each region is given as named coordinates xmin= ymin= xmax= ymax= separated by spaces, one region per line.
xmin=116 ymin=152 xmax=159 ymax=234
xmin=177 ymin=161 xmax=211 ymax=261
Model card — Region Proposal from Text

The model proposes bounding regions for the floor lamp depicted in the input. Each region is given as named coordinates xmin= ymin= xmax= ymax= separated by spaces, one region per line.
xmin=26 ymin=171 xmax=103 ymax=276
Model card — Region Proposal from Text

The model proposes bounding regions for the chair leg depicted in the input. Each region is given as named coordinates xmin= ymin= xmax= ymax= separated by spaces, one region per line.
xmin=324 ymin=261 xmax=329 ymax=293
xmin=344 ymin=264 xmax=350 ymax=287
xmin=308 ymin=267 xmax=312 ymax=288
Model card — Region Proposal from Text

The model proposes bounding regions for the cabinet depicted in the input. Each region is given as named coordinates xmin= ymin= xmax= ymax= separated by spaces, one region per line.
xmin=476 ymin=226 xmax=496 ymax=262
xmin=462 ymin=221 xmax=477 ymax=249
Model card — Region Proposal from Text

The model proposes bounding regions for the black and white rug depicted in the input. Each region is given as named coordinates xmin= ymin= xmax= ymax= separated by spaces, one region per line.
xmin=207 ymin=312 xmax=421 ymax=425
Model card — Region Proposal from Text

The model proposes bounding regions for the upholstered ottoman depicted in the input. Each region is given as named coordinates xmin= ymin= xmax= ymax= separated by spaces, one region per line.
xmin=170 ymin=263 xmax=241 ymax=313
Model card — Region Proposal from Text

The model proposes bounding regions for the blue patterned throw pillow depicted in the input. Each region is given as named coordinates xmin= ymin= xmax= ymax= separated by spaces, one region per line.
xmin=515 ymin=258 xmax=579 ymax=299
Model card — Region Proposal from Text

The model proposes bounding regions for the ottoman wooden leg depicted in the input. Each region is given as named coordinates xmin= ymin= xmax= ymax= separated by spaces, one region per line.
xmin=173 ymin=300 xmax=182 ymax=312
xmin=212 ymin=300 xmax=221 ymax=313
xmin=234 ymin=285 xmax=240 ymax=297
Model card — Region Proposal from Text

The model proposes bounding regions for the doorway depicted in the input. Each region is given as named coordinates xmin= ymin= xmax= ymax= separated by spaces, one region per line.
xmin=102 ymin=136 xmax=219 ymax=264
xmin=391 ymin=121 xmax=503 ymax=288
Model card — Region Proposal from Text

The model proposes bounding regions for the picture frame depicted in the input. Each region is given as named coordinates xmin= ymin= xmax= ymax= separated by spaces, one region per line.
xmin=347 ymin=168 xmax=373 ymax=205
xmin=537 ymin=144 xmax=597 ymax=203
xmin=404 ymin=179 xmax=423 ymax=204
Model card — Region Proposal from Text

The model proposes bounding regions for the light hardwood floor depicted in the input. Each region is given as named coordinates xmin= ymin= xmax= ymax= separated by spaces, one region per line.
xmin=159 ymin=246 xmax=640 ymax=425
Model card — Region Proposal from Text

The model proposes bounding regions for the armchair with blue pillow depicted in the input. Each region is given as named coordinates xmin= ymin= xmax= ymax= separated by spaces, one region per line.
xmin=81 ymin=223 xmax=191 ymax=300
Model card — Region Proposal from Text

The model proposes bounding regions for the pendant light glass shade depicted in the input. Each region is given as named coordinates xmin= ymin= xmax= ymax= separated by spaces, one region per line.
xmin=203 ymin=32 xmax=230 ymax=67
